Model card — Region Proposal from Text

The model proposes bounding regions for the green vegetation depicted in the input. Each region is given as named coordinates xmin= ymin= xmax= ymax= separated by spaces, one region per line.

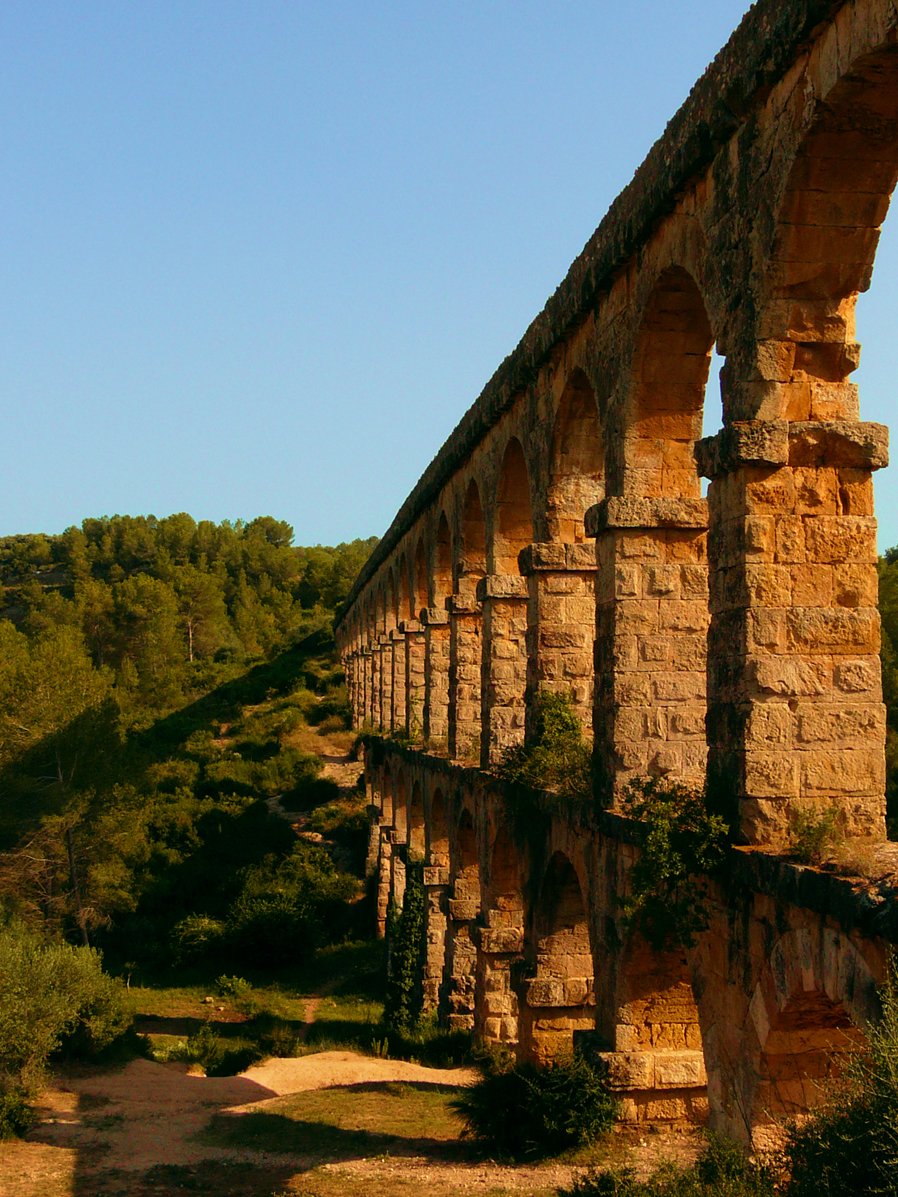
xmin=205 ymin=1079 xmax=469 ymax=1160
xmin=0 ymin=514 xmax=382 ymax=1131
xmin=787 ymin=803 xmax=843 ymax=865
xmin=452 ymin=1051 xmax=617 ymax=1160
xmin=0 ymin=917 xmax=131 ymax=1136
xmin=384 ymin=858 xmax=427 ymax=1031
xmin=560 ymin=1135 xmax=775 ymax=1196
xmin=783 ymin=960 xmax=898 ymax=1197
xmin=620 ymin=778 xmax=728 ymax=950
xmin=497 ymin=691 xmax=592 ymax=803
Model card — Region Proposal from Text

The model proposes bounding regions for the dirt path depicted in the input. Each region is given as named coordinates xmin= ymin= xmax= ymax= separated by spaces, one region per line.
xmin=3 ymin=1050 xmax=700 ymax=1197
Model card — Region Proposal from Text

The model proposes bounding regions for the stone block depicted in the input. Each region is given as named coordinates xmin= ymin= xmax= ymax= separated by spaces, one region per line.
xmin=655 ymin=1053 xmax=707 ymax=1088
xmin=786 ymin=607 xmax=879 ymax=654
xmin=745 ymin=751 xmax=800 ymax=798
xmin=448 ymin=899 xmax=479 ymax=921
xmin=478 ymin=927 xmax=524 ymax=954
xmin=751 ymin=658 xmax=829 ymax=697
xmin=834 ymin=659 xmax=880 ymax=695
xmin=525 ymin=979 xmax=567 ymax=1006
xmin=833 ymin=564 xmax=878 ymax=608
xmin=802 ymin=748 xmax=884 ymax=794
xmin=599 ymin=1051 xmax=654 ymax=1090
xmin=745 ymin=703 xmax=792 ymax=746
xmin=803 ymin=516 xmax=877 ymax=565
xmin=797 ymin=704 xmax=884 ymax=744
xmin=423 ymin=866 xmax=450 ymax=887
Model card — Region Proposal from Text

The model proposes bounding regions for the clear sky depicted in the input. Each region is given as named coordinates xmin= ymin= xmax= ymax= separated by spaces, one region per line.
xmin=2 ymin=1 xmax=897 ymax=550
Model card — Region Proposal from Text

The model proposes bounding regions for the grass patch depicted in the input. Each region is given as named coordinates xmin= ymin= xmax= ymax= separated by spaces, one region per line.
xmin=205 ymin=1080 xmax=472 ymax=1161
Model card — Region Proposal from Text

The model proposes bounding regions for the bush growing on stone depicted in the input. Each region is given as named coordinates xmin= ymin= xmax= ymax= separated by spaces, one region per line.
xmin=788 ymin=804 xmax=842 ymax=866
xmin=383 ymin=861 xmax=426 ymax=1032
xmin=620 ymin=778 xmax=728 ymax=950
xmin=452 ymin=1050 xmax=617 ymax=1159
xmin=498 ymin=691 xmax=592 ymax=802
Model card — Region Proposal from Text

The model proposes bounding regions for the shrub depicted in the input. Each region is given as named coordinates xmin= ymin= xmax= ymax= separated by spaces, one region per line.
xmin=788 ymin=804 xmax=842 ymax=865
xmin=216 ymin=974 xmax=251 ymax=1000
xmin=0 ymin=920 xmax=131 ymax=1132
xmin=498 ymin=691 xmax=592 ymax=802
xmin=452 ymin=1051 xmax=617 ymax=1159
xmin=224 ymin=845 xmax=358 ymax=967
xmin=383 ymin=861 xmax=426 ymax=1032
xmin=52 ymin=947 xmax=133 ymax=1059
xmin=169 ymin=914 xmax=227 ymax=963
xmin=620 ymin=778 xmax=728 ymax=950
xmin=560 ymin=1135 xmax=775 ymax=1196
xmin=0 ymin=1088 xmax=36 ymax=1140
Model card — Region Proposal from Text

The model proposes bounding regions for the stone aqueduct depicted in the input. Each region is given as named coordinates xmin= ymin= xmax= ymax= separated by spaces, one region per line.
xmin=335 ymin=0 xmax=898 ymax=1145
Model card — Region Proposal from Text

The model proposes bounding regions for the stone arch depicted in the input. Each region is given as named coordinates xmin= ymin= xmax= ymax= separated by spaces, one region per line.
xmin=548 ymin=368 xmax=605 ymax=544
xmin=428 ymin=785 xmax=449 ymax=867
xmin=477 ymin=826 xmax=525 ymax=1048
xmin=383 ymin=572 xmax=397 ymax=632
xmin=412 ymin=536 xmax=428 ymax=617
xmin=396 ymin=552 xmax=410 ymax=623
xmin=492 ymin=437 xmax=534 ymax=574
xmin=519 ymin=851 xmax=594 ymax=1063
xmin=609 ymin=935 xmax=708 ymax=1125
xmin=379 ymin=762 xmax=394 ymax=826
xmin=594 ymin=267 xmax=713 ymax=799
xmin=445 ymin=806 xmax=481 ymax=1029
xmin=620 ymin=267 xmax=713 ymax=500
xmin=373 ymin=761 xmax=395 ymax=936
xmin=745 ymin=928 xmax=877 ymax=1149
xmin=460 ymin=478 xmax=487 ymax=596
xmin=391 ymin=563 xmax=403 ymax=628
xmin=434 ymin=510 xmax=453 ymax=608
xmin=759 ymin=43 xmax=898 ymax=420
xmin=409 ymin=778 xmax=425 ymax=857
xmin=453 ymin=806 xmax=480 ymax=888
xmin=393 ymin=766 xmax=408 ymax=841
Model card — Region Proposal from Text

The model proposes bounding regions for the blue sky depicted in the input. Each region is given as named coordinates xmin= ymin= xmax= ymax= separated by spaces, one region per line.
xmin=2 ymin=1 xmax=897 ymax=550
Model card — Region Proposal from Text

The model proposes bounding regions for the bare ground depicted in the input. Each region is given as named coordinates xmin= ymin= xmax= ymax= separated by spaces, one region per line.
xmin=3 ymin=1050 xmax=701 ymax=1197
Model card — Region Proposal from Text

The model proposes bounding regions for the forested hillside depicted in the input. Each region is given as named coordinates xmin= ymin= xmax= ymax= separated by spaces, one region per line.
xmin=0 ymin=514 xmax=376 ymax=960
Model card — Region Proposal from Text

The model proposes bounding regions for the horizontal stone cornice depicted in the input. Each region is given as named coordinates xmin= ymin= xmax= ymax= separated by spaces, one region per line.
xmin=518 ymin=541 xmax=597 ymax=574
xmin=585 ymin=496 xmax=708 ymax=535
xmin=476 ymin=574 xmax=529 ymax=601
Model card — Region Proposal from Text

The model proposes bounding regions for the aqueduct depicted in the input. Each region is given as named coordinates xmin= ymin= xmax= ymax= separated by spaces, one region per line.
xmin=335 ymin=0 xmax=898 ymax=1145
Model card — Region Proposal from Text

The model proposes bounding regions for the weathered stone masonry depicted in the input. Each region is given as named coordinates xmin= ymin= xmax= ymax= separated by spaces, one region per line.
xmin=337 ymin=0 xmax=898 ymax=1147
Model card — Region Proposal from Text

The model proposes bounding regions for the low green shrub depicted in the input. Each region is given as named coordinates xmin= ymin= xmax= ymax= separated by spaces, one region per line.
xmin=620 ymin=778 xmax=728 ymax=950
xmin=788 ymin=804 xmax=842 ymax=865
xmin=0 ymin=919 xmax=131 ymax=1134
xmin=498 ymin=690 xmax=592 ymax=802
xmin=562 ymin=1137 xmax=775 ymax=1195
xmin=0 ymin=1087 xmax=36 ymax=1140
xmin=169 ymin=914 xmax=227 ymax=963
xmin=215 ymin=974 xmax=251 ymax=999
xmin=452 ymin=1051 xmax=617 ymax=1159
